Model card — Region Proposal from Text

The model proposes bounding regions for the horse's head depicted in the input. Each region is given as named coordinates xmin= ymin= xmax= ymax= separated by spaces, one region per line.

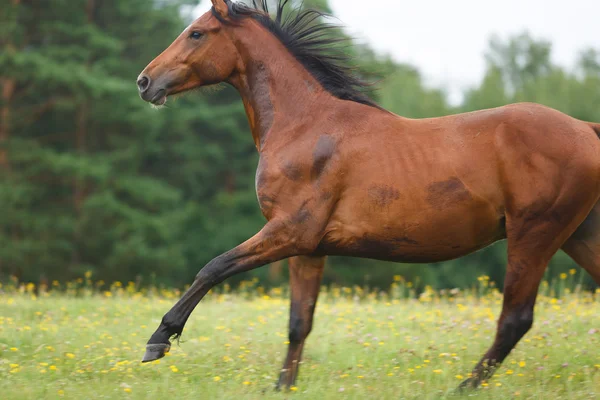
xmin=137 ymin=0 xmax=238 ymax=105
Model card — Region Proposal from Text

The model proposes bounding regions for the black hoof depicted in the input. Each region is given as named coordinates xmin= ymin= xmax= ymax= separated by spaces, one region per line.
xmin=274 ymin=383 xmax=289 ymax=392
xmin=142 ymin=342 xmax=171 ymax=363
xmin=275 ymin=374 xmax=293 ymax=392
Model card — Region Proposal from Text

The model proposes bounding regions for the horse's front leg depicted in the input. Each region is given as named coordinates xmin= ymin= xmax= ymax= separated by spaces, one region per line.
xmin=142 ymin=220 xmax=307 ymax=362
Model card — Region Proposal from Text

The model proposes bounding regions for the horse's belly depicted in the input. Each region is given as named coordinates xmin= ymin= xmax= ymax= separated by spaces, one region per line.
xmin=318 ymin=192 xmax=505 ymax=263
xmin=317 ymin=232 xmax=501 ymax=263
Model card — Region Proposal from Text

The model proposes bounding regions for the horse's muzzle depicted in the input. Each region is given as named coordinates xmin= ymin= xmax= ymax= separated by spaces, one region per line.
xmin=136 ymin=74 xmax=167 ymax=105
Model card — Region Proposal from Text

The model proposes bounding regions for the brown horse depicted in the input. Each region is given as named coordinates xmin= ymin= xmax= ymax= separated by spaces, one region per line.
xmin=136 ymin=0 xmax=600 ymax=390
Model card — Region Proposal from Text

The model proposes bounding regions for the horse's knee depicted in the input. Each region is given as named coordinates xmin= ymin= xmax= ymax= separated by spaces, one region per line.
xmin=195 ymin=254 xmax=227 ymax=283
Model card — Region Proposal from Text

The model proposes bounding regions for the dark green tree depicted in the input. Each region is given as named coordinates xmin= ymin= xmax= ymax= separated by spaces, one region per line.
xmin=1 ymin=1 xmax=598 ymax=291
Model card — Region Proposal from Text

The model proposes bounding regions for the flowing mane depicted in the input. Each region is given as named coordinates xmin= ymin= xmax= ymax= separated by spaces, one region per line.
xmin=211 ymin=0 xmax=378 ymax=107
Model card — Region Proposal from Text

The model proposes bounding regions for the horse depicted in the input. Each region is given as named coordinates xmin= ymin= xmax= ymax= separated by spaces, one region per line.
xmin=136 ymin=0 xmax=600 ymax=390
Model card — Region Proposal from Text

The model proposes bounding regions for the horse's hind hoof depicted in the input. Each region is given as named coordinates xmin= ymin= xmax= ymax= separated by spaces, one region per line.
xmin=142 ymin=343 xmax=171 ymax=363
xmin=456 ymin=377 xmax=479 ymax=393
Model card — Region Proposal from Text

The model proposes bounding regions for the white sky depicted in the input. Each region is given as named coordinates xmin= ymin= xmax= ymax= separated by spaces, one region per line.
xmin=194 ymin=0 xmax=600 ymax=103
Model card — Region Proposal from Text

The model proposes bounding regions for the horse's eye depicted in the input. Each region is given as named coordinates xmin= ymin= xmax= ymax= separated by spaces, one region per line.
xmin=189 ymin=31 xmax=203 ymax=40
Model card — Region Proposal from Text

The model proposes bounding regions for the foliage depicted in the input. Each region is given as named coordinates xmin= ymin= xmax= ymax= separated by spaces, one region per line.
xmin=1 ymin=1 xmax=599 ymax=291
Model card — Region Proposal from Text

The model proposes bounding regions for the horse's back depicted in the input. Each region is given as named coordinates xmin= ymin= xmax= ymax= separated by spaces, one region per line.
xmin=317 ymin=101 xmax=600 ymax=263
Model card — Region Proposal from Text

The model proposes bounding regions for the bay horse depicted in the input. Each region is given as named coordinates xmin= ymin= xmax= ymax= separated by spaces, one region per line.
xmin=136 ymin=0 xmax=600 ymax=390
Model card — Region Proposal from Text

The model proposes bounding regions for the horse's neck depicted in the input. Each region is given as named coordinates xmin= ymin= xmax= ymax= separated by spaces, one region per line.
xmin=228 ymin=29 xmax=332 ymax=151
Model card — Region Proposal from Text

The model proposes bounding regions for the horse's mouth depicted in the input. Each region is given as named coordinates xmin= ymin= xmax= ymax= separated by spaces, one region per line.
xmin=150 ymin=89 xmax=167 ymax=106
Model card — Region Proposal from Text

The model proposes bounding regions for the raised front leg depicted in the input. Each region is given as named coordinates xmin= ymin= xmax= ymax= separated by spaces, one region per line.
xmin=276 ymin=256 xmax=325 ymax=390
xmin=142 ymin=221 xmax=309 ymax=362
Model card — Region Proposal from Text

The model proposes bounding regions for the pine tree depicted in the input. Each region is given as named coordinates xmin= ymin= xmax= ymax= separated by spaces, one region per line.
xmin=0 ymin=0 xmax=199 ymax=284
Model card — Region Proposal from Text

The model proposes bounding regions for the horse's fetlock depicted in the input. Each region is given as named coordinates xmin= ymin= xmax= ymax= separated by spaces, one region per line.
xmin=160 ymin=313 xmax=183 ymax=336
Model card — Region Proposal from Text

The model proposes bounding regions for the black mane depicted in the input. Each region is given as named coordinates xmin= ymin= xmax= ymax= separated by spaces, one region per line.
xmin=212 ymin=0 xmax=378 ymax=107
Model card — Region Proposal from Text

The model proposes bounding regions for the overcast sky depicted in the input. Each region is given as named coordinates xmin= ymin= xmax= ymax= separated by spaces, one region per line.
xmin=194 ymin=0 xmax=600 ymax=103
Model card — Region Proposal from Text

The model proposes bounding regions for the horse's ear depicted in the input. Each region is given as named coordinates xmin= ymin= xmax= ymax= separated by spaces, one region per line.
xmin=211 ymin=0 xmax=229 ymax=18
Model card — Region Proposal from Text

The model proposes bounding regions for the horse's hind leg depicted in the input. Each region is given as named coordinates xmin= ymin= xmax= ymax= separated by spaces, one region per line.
xmin=276 ymin=255 xmax=325 ymax=390
xmin=460 ymin=196 xmax=595 ymax=389
xmin=562 ymin=203 xmax=600 ymax=284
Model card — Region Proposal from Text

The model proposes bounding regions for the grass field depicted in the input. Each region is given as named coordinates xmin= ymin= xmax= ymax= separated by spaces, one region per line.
xmin=1 ymin=276 xmax=599 ymax=399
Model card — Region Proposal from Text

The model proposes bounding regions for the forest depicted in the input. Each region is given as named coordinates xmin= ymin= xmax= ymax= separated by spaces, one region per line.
xmin=2 ymin=0 xmax=600 ymax=290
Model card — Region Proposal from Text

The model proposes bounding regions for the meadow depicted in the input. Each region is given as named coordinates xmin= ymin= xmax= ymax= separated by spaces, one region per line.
xmin=1 ymin=274 xmax=599 ymax=399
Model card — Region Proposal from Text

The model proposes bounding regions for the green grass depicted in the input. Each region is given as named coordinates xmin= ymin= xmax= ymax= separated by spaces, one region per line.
xmin=1 ymin=284 xmax=599 ymax=399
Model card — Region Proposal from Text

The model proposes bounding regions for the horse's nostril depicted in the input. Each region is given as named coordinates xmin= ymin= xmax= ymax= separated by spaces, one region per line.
xmin=137 ymin=75 xmax=151 ymax=92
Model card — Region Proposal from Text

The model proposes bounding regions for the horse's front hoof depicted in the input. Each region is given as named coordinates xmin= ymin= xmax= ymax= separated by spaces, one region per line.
xmin=275 ymin=370 xmax=295 ymax=392
xmin=274 ymin=383 xmax=291 ymax=392
xmin=142 ymin=343 xmax=171 ymax=363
